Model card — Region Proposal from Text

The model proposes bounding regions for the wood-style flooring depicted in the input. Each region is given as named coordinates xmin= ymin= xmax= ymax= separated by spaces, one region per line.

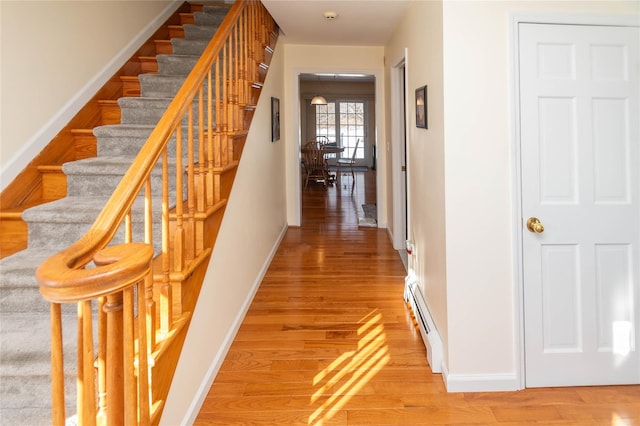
xmin=195 ymin=171 xmax=640 ymax=425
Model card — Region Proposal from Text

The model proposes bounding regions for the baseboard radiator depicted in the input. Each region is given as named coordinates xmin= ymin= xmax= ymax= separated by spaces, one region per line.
xmin=404 ymin=275 xmax=443 ymax=373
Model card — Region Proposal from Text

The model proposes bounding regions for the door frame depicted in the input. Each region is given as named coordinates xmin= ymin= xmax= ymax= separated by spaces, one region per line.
xmin=289 ymin=66 xmax=386 ymax=227
xmin=391 ymin=51 xmax=409 ymax=251
xmin=510 ymin=13 xmax=640 ymax=389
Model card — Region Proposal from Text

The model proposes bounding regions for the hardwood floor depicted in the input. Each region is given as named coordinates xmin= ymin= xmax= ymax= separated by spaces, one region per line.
xmin=195 ymin=171 xmax=640 ymax=425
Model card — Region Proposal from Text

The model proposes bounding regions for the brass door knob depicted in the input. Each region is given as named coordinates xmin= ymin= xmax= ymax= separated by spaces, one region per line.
xmin=527 ymin=217 xmax=544 ymax=233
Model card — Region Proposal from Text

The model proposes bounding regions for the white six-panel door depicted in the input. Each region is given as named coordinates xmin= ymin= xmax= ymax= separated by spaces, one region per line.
xmin=520 ymin=23 xmax=639 ymax=387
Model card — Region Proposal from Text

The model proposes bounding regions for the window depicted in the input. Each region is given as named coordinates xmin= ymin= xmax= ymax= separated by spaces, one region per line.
xmin=315 ymin=101 xmax=365 ymax=160
xmin=315 ymin=103 xmax=336 ymax=141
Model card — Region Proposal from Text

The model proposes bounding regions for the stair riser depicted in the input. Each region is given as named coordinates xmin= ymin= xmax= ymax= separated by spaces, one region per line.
xmin=154 ymin=39 xmax=172 ymax=55
xmin=0 ymin=218 xmax=28 ymax=257
xmin=179 ymin=12 xmax=195 ymax=26
xmin=139 ymin=57 xmax=158 ymax=74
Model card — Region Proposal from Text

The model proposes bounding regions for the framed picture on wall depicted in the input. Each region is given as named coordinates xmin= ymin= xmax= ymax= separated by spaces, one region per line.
xmin=271 ymin=97 xmax=280 ymax=142
xmin=415 ymin=85 xmax=427 ymax=129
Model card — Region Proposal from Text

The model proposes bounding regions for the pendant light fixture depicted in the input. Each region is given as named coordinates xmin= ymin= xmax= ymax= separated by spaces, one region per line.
xmin=310 ymin=95 xmax=327 ymax=105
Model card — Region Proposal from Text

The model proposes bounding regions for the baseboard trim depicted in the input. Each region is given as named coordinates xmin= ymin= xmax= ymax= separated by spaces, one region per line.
xmin=178 ymin=224 xmax=288 ymax=425
xmin=442 ymin=363 xmax=520 ymax=392
xmin=1 ymin=0 xmax=183 ymax=191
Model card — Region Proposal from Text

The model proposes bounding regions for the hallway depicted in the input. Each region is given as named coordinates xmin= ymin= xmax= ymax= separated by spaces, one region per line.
xmin=193 ymin=171 xmax=640 ymax=425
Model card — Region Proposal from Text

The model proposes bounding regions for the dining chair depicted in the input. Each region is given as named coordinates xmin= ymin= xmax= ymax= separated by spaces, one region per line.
xmin=335 ymin=138 xmax=360 ymax=180
xmin=302 ymin=141 xmax=329 ymax=188
xmin=315 ymin=135 xmax=331 ymax=146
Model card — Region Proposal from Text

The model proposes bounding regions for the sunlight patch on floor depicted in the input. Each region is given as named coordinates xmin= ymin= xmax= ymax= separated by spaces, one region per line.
xmin=308 ymin=310 xmax=390 ymax=425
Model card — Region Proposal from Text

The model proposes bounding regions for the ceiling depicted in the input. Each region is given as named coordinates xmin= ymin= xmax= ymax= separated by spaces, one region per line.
xmin=261 ymin=0 xmax=411 ymax=46
xmin=299 ymin=72 xmax=375 ymax=82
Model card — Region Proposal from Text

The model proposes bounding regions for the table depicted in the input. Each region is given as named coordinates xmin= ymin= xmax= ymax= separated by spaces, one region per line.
xmin=321 ymin=145 xmax=344 ymax=183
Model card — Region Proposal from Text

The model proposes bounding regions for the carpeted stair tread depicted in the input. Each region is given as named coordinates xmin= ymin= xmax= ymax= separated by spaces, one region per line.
xmin=94 ymin=124 xmax=155 ymax=156
xmin=93 ymin=123 xmax=155 ymax=137
xmin=202 ymin=4 xmax=231 ymax=15
xmin=1 ymin=286 xmax=55 ymax=313
xmin=22 ymin=196 xmax=110 ymax=224
xmin=119 ymin=96 xmax=211 ymax=125
xmin=63 ymin=155 xmax=185 ymax=198
xmin=118 ymin=96 xmax=173 ymax=125
xmin=195 ymin=7 xmax=228 ymax=25
xmin=139 ymin=73 xmax=216 ymax=99
xmin=0 ymin=407 xmax=59 ymax=426
xmin=63 ymin=155 xmax=171 ymax=174
xmin=140 ymin=73 xmax=207 ymax=99
xmin=156 ymin=54 xmax=199 ymax=75
xmin=23 ymin=195 xmax=166 ymax=253
xmin=0 ymin=246 xmax=96 ymax=314
xmin=23 ymin=197 xmax=110 ymax=251
xmin=140 ymin=73 xmax=187 ymax=98
xmin=0 ymin=375 xmax=77 ymax=426
xmin=171 ymin=38 xmax=210 ymax=55
xmin=0 ymin=313 xmax=78 ymax=376
xmin=94 ymin=124 xmax=211 ymax=158
xmin=0 ymin=249 xmax=60 ymax=288
xmin=62 ymin=155 xmax=175 ymax=175
xmin=21 ymin=193 xmax=174 ymax=222
xmin=1 ymin=311 xmax=82 ymax=424
xmin=183 ymin=24 xmax=221 ymax=41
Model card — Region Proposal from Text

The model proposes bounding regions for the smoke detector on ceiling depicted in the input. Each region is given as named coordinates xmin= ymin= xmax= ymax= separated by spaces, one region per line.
xmin=323 ymin=11 xmax=338 ymax=20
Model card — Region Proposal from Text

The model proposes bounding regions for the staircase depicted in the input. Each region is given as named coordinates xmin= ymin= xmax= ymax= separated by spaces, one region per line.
xmin=0 ymin=2 xmax=276 ymax=424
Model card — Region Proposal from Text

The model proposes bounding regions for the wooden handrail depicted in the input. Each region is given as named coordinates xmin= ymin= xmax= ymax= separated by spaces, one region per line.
xmin=36 ymin=1 xmax=277 ymax=423
xmin=37 ymin=1 xmax=248 ymax=290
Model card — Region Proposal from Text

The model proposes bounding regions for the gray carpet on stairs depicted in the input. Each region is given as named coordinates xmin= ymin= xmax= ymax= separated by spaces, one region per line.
xmin=0 ymin=5 xmax=228 ymax=424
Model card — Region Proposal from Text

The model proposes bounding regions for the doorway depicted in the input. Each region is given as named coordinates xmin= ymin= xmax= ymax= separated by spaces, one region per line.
xmin=298 ymin=73 xmax=378 ymax=223
xmin=391 ymin=56 xmax=409 ymax=261
xmin=516 ymin=20 xmax=639 ymax=387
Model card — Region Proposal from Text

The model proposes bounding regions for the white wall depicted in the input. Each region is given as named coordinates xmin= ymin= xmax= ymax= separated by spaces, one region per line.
xmin=161 ymin=39 xmax=288 ymax=425
xmin=0 ymin=0 xmax=178 ymax=188
xmin=282 ymin=43 xmax=386 ymax=226
xmin=386 ymin=0 xmax=638 ymax=391
xmin=384 ymin=0 xmax=448 ymax=371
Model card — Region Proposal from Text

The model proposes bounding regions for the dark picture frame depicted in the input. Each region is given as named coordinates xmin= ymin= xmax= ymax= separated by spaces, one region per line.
xmin=415 ymin=85 xmax=427 ymax=129
xmin=271 ymin=97 xmax=280 ymax=142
